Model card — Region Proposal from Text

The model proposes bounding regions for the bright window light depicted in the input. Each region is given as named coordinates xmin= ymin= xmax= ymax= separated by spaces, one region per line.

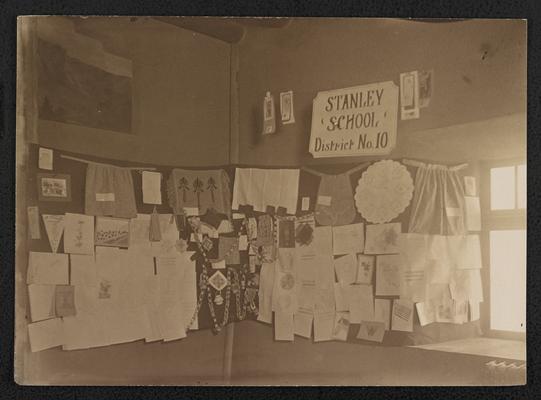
xmin=490 ymin=230 xmax=526 ymax=332
xmin=491 ymin=166 xmax=516 ymax=210
xmin=517 ymin=164 xmax=526 ymax=209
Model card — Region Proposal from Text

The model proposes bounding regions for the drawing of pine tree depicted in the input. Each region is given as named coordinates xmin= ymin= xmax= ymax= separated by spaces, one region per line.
xmin=178 ymin=177 xmax=189 ymax=202
xmin=207 ymin=177 xmax=217 ymax=202
xmin=193 ymin=178 xmax=204 ymax=209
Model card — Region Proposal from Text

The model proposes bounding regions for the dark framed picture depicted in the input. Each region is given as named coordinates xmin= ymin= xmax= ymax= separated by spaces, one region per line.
xmin=37 ymin=173 xmax=71 ymax=202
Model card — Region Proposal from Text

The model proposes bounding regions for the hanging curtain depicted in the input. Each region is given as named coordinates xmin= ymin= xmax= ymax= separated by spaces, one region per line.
xmin=408 ymin=163 xmax=466 ymax=235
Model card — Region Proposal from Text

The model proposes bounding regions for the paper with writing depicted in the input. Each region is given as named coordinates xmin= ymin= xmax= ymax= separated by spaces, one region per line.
xmin=356 ymin=254 xmax=375 ymax=284
xmin=313 ymin=311 xmax=335 ymax=342
xmin=375 ymin=255 xmax=401 ymax=296
xmin=346 ymin=284 xmax=374 ymax=323
xmin=334 ymin=253 xmax=358 ymax=285
xmin=27 ymin=252 xmax=69 ymax=285
xmin=332 ymin=223 xmax=364 ymax=255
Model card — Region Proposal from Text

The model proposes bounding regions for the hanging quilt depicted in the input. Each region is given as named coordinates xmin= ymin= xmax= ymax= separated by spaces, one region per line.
xmin=167 ymin=169 xmax=231 ymax=217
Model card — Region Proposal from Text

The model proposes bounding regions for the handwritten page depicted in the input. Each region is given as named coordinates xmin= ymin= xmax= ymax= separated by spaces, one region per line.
xmin=346 ymin=284 xmax=374 ymax=323
xmin=38 ymin=147 xmax=54 ymax=170
xmin=391 ymin=299 xmax=414 ymax=332
xmin=275 ymin=312 xmax=294 ymax=341
xmin=294 ymin=311 xmax=313 ymax=338
xmin=357 ymin=321 xmax=385 ymax=343
xmin=28 ymin=318 xmax=64 ymax=352
xmin=334 ymin=253 xmax=358 ymax=285
xmin=375 ymin=255 xmax=401 ymax=296
xmin=142 ymin=171 xmax=162 ymax=205
xmin=332 ymin=223 xmax=364 ymax=255
xmin=28 ymin=284 xmax=56 ymax=322
xmin=333 ymin=282 xmax=349 ymax=312
xmin=356 ymin=254 xmax=375 ymax=284
xmin=332 ymin=312 xmax=351 ymax=341
xmin=374 ymin=298 xmax=391 ymax=330
xmin=400 ymin=270 xmax=426 ymax=302
xmin=313 ymin=312 xmax=335 ymax=342
xmin=64 ymin=213 xmax=94 ymax=255
xmin=364 ymin=223 xmax=401 ymax=254
xmin=27 ymin=252 xmax=69 ymax=285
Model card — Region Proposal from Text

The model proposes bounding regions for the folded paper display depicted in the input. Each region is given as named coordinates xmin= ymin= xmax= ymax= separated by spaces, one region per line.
xmin=232 ymin=168 xmax=299 ymax=215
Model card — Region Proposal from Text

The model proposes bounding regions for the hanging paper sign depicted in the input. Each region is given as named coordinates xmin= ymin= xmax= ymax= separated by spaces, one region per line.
xmin=309 ymin=81 xmax=398 ymax=158
xmin=42 ymin=214 xmax=65 ymax=253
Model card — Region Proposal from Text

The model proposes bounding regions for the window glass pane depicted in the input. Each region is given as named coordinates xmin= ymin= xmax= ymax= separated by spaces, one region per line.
xmin=490 ymin=230 xmax=526 ymax=332
xmin=491 ymin=166 xmax=516 ymax=210
xmin=517 ymin=164 xmax=526 ymax=209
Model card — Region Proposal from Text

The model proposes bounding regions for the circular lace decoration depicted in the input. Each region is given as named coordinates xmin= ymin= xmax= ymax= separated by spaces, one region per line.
xmin=354 ymin=160 xmax=414 ymax=224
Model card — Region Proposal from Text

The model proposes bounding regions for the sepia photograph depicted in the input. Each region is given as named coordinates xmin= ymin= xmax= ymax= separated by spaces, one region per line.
xmin=14 ymin=16 xmax=526 ymax=386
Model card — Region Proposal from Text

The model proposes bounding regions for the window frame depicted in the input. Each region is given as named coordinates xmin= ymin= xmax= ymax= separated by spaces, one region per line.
xmin=480 ymin=158 xmax=526 ymax=341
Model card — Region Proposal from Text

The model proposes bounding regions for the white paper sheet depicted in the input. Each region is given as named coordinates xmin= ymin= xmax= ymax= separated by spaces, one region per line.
xmin=415 ymin=301 xmax=436 ymax=326
xmin=275 ymin=312 xmax=294 ymax=341
xmin=28 ymin=318 xmax=64 ymax=352
xmin=399 ymin=233 xmax=428 ymax=271
xmin=375 ymin=255 xmax=401 ymax=296
xmin=391 ymin=299 xmax=414 ymax=332
xmin=357 ymin=320 xmax=386 ymax=342
xmin=346 ymin=284 xmax=374 ymax=323
xmin=28 ymin=284 xmax=56 ymax=322
xmin=374 ymin=298 xmax=391 ymax=330
xmin=142 ymin=171 xmax=162 ymax=205
xmin=400 ymin=270 xmax=426 ymax=302
xmin=313 ymin=312 xmax=335 ymax=342
xmin=334 ymin=254 xmax=358 ymax=285
xmin=332 ymin=312 xmax=351 ymax=341
xmin=356 ymin=254 xmax=375 ymax=284
xmin=294 ymin=310 xmax=313 ymax=338
xmin=27 ymin=252 xmax=69 ymax=285
xmin=332 ymin=223 xmax=364 ymax=255
xmin=64 ymin=213 xmax=94 ymax=255
xmin=333 ymin=282 xmax=349 ymax=312
xmin=257 ymin=261 xmax=275 ymax=324
xmin=365 ymin=223 xmax=401 ymax=254
xmin=38 ymin=147 xmax=53 ymax=170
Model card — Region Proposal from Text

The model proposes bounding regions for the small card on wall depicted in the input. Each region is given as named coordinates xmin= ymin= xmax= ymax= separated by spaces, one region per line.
xmin=301 ymin=197 xmax=310 ymax=211
xmin=142 ymin=171 xmax=162 ymax=205
xmin=38 ymin=147 xmax=53 ymax=170
xmin=27 ymin=206 xmax=41 ymax=239
xmin=400 ymin=71 xmax=420 ymax=120
xmin=262 ymin=91 xmax=276 ymax=135
xmin=95 ymin=216 xmax=130 ymax=248
xmin=280 ymin=90 xmax=295 ymax=124
xmin=391 ymin=299 xmax=414 ymax=332
xmin=418 ymin=69 xmax=434 ymax=108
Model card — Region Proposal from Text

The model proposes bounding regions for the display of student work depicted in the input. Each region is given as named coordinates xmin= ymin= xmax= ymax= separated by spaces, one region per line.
xmin=26 ymin=146 xmax=484 ymax=352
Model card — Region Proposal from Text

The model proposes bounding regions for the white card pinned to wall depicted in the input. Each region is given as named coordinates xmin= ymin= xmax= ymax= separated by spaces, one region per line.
xmin=142 ymin=171 xmax=162 ymax=205
xmin=400 ymin=71 xmax=420 ymax=120
xmin=280 ymin=90 xmax=295 ymax=124
xmin=38 ymin=147 xmax=53 ymax=170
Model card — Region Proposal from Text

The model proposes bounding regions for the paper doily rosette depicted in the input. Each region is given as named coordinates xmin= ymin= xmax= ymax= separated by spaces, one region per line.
xmin=354 ymin=160 xmax=414 ymax=224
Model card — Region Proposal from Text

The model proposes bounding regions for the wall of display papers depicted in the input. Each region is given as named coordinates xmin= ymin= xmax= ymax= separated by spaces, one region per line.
xmin=23 ymin=143 xmax=484 ymax=356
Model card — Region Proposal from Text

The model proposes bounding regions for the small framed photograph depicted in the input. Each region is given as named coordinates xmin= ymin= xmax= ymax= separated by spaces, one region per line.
xmin=37 ymin=173 xmax=71 ymax=202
